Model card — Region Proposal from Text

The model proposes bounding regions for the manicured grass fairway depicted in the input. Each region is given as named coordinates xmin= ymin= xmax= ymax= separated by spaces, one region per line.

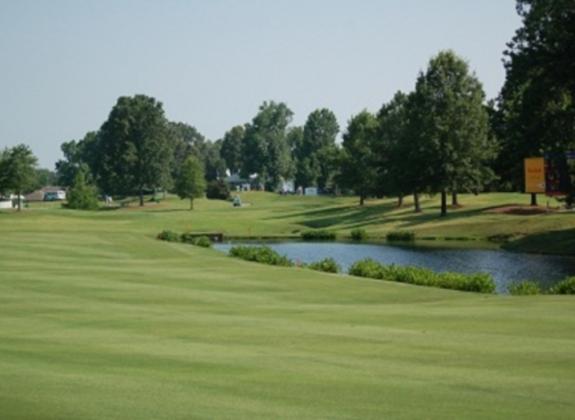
xmin=0 ymin=194 xmax=574 ymax=418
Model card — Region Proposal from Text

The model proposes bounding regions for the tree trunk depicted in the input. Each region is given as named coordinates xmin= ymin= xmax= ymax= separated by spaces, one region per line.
xmin=190 ymin=198 xmax=194 ymax=210
xmin=139 ymin=187 xmax=144 ymax=207
xmin=530 ymin=193 xmax=538 ymax=206
xmin=451 ymin=191 xmax=458 ymax=206
xmin=17 ymin=189 xmax=22 ymax=212
xmin=441 ymin=190 xmax=447 ymax=217
xmin=359 ymin=194 xmax=365 ymax=206
xmin=397 ymin=194 xmax=404 ymax=207
xmin=413 ymin=192 xmax=421 ymax=213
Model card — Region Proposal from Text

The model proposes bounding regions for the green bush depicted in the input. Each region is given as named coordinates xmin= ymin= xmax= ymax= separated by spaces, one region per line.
xmin=206 ymin=180 xmax=231 ymax=200
xmin=350 ymin=228 xmax=368 ymax=241
xmin=348 ymin=258 xmax=495 ymax=293
xmin=508 ymin=280 xmax=541 ymax=295
xmin=301 ymin=230 xmax=336 ymax=241
xmin=66 ymin=171 xmax=99 ymax=210
xmin=193 ymin=236 xmax=212 ymax=248
xmin=348 ymin=258 xmax=385 ymax=279
xmin=308 ymin=257 xmax=340 ymax=273
xmin=549 ymin=277 xmax=575 ymax=294
xmin=229 ymin=246 xmax=293 ymax=267
xmin=386 ymin=231 xmax=415 ymax=241
xmin=157 ymin=230 xmax=180 ymax=242
xmin=181 ymin=233 xmax=212 ymax=248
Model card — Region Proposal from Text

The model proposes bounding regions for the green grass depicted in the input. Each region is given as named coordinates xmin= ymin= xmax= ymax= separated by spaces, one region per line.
xmin=0 ymin=193 xmax=575 ymax=418
xmin=10 ymin=191 xmax=575 ymax=254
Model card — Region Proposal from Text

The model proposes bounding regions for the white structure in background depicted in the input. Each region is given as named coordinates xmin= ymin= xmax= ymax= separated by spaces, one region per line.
xmin=280 ymin=179 xmax=295 ymax=194
xmin=225 ymin=172 xmax=251 ymax=192
xmin=0 ymin=200 xmax=13 ymax=209
xmin=43 ymin=190 xmax=66 ymax=201
xmin=304 ymin=187 xmax=318 ymax=196
xmin=26 ymin=186 xmax=66 ymax=202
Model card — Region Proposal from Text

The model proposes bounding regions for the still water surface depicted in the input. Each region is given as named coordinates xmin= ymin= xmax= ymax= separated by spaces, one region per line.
xmin=214 ymin=241 xmax=575 ymax=293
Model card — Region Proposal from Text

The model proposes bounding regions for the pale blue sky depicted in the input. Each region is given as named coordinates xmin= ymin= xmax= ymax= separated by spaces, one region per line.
xmin=0 ymin=0 xmax=521 ymax=168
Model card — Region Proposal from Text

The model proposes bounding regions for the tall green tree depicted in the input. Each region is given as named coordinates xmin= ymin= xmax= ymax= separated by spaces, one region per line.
xmin=204 ymin=140 xmax=226 ymax=182
xmin=175 ymin=156 xmax=206 ymax=210
xmin=55 ymin=131 xmax=99 ymax=187
xmin=220 ymin=125 xmax=246 ymax=174
xmin=242 ymin=101 xmax=293 ymax=190
xmin=499 ymin=0 xmax=575 ymax=204
xmin=296 ymin=108 xmax=340 ymax=190
xmin=167 ymin=121 xmax=207 ymax=183
xmin=410 ymin=50 xmax=493 ymax=216
xmin=376 ymin=91 xmax=415 ymax=209
xmin=97 ymin=95 xmax=172 ymax=206
xmin=0 ymin=144 xmax=38 ymax=211
xmin=339 ymin=111 xmax=379 ymax=205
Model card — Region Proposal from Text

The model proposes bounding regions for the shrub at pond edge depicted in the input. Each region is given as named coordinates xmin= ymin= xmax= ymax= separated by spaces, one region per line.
xmin=348 ymin=258 xmax=495 ymax=293
xmin=181 ymin=233 xmax=212 ymax=248
xmin=308 ymin=257 xmax=340 ymax=273
xmin=350 ymin=228 xmax=368 ymax=241
xmin=301 ymin=230 xmax=337 ymax=241
xmin=157 ymin=230 xmax=180 ymax=242
xmin=508 ymin=280 xmax=541 ymax=295
xmin=549 ymin=277 xmax=575 ymax=295
xmin=229 ymin=245 xmax=293 ymax=267
xmin=386 ymin=231 xmax=415 ymax=241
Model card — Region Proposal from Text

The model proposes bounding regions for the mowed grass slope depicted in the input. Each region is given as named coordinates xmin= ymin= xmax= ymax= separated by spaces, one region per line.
xmin=10 ymin=191 xmax=575 ymax=252
xmin=0 ymin=200 xmax=575 ymax=419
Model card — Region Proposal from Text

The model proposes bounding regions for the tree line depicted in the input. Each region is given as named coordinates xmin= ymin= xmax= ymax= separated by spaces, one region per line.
xmin=2 ymin=0 xmax=573 ymax=213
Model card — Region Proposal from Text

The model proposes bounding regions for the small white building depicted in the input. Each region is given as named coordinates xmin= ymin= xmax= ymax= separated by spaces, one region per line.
xmin=280 ymin=179 xmax=295 ymax=194
xmin=304 ymin=187 xmax=318 ymax=196
xmin=0 ymin=200 xmax=13 ymax=209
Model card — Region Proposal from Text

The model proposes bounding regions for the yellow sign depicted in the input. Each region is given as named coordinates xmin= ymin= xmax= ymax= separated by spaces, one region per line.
xmin=524 ymin=157 xmax=545 ymax=193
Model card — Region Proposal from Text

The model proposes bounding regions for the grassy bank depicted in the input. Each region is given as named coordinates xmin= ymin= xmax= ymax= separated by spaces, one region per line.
xmin=0 ymin=200 xmax=574 ymax=418
xmin=8 ymin=191 xmax=575 ymax=254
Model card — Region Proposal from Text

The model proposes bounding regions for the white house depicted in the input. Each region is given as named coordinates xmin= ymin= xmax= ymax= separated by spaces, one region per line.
xmin=304 ymin=187 xmax=318 ymax=196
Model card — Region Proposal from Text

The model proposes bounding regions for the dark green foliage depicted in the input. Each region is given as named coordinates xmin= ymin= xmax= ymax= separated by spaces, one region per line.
xmin=339 ymin=111 xmax=379 ymax=205
xmin=376 ymin=92 xmax=415 ymax=207
xmin=498 ymin=0 xmax=575 ymax=198
xmin=229 ymin=246 xmax=293 ymax=267
xmin=0 ymin=144 xmax=38 ymax=211
xmin=242 ymin=101 xmax=294 ymax=190
xmin=550 ymin=277 xmax=575 ymax=295
xmin=350 ymin=228 xmax=368 ymax=241
xmin=410 ymin=51 xmax=495 ymax=215
xmin=348 ymin=258 xmax=495 ymax=293
xmin=55 ymin=132 xmax=98 ymax=187
xmin=97 ymin=95 xmax=172 ymax=206
xmin=180 ymin=233 xmax=212 ymax=248
xmin=508 ymin=280 xmax=541 ymax=295
xmin=65 ymin=170 xmax=99 ymax=210
xmin=386 ymin=231 xmax=415 ymax=241
xmin=295 ymin=108 xmax=340 ymax=190
xmin=206 ymin=179 xmax=230 ymax=200
xmin=157 ymin=230 xmax=180 ymax=242
xmin=308 ymin=257 xmax=340 ymax=273
xmin=301 ymin=230 xmax=337 ymax=241
xmin=220 ymin=125 xmax=246 ymax=174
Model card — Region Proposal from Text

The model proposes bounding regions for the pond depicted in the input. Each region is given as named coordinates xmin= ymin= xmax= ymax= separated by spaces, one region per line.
xmin=214 ymin=241 xmax=575 ymax=293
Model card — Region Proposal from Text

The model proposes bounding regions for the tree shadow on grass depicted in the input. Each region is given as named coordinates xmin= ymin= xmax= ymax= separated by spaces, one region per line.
xmin=267 ymin=201 xmax=405 ymax=229
xmin=269 ymin=198 xmax=507 ymax=231
xmin=503 ymin=228 xmax=575 ymax=256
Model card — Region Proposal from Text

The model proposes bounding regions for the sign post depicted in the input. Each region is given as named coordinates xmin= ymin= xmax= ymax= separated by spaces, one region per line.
xmin=524 ymin=157 xmax=545 ymax=206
